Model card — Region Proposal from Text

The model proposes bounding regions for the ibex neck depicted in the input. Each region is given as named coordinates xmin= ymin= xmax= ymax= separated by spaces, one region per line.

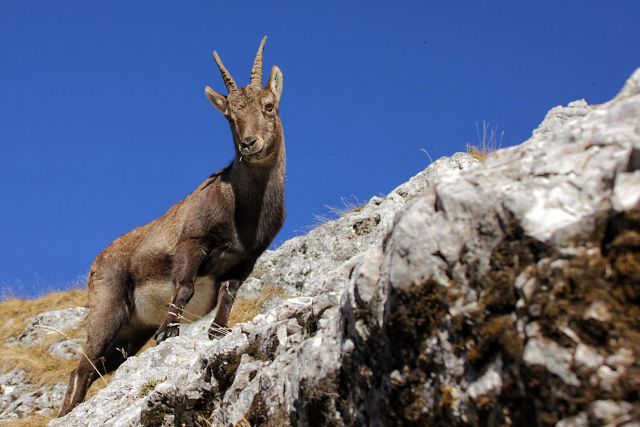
xmin=228 ymin=130 xmax=285 ymax=250
xmin=230 ymin=131 xmax=285 ymax=207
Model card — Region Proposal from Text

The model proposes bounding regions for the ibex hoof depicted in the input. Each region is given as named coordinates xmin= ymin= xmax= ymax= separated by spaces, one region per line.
xmin=208 ymin=324 xmax=231 ymax=340
xmin=154 ymin=323 xmax=180 ymax=343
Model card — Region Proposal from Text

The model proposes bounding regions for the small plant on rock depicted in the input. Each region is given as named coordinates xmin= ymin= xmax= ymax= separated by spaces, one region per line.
xmin=466 ymin=121 xmax=503 ymax=161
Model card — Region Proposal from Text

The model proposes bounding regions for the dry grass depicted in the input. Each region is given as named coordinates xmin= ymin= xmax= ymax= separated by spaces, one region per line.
xmin=0 ymin=282 xmax=285 ymax=422
xmin=0 ymin=291 xmax=89 ymax=424
xmin=0 ymin=415 xmax=55 ymax=426
xmin=228 ymin=285 xmax=288 ymax=326
xmin=0 ymin=289 xmax=87 ymax=342
xmin=85 ymin=372 xmax=115 ymax=401
xmin=312 ymin=195 xmax=365 ymax=227
xmin=0 ymin=288 xmax=138 ymax=421
xmin=0 ymin=336 xmax=80 ymax=387
xmin=466 ymin=121 xmax=503 ymax=162
xmin=234 ymin=418 xmax=251 ymax=427
xmin=0 ymin=289 xmax=88 ymax=387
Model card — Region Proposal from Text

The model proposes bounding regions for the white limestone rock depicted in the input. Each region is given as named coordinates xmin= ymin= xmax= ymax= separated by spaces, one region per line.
xmin=16 ymin=307 xmax=88 ymax=345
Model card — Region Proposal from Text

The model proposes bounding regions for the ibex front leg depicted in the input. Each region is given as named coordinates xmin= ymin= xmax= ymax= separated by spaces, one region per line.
xmin=155 ymin=240 xmax=206 ymax=343
xmin=208 ymin=279 xmax=242 ymax=339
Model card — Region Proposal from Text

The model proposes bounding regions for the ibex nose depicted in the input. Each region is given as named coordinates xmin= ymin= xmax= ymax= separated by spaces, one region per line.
xmin=240 ymin=137 xmax=257 ymax=149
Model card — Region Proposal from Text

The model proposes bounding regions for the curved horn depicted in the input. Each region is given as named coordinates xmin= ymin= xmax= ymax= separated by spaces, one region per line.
xmin=213 ymin=51 xmax=238 ymax=93
xmin=249 ymin=36 xmax=268 ymax=87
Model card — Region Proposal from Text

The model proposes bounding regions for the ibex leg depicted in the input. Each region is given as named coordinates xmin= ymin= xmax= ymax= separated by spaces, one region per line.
xmin=59 ymin=285 xmax=130 ymax=417
xmin=208 ymin=279 xmax=241 ymax=339
xmin=155 ymin=240 xmax=205 ymax=342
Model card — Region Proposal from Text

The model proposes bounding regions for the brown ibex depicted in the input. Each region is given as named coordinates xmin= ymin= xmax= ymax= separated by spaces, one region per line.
xmin=59 ymin=36 xmax=285 ymax=416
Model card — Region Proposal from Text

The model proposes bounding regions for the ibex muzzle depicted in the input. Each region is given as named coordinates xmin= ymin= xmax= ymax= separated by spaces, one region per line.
xmin=59 ymin=36 xmax=285 ymax=417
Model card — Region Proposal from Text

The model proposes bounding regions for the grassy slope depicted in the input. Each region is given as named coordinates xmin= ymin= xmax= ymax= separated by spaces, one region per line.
xmin=0 ymin=290 xmax=88 ymax=426
xmin=0 ymin=284 xmax=283 ymax=426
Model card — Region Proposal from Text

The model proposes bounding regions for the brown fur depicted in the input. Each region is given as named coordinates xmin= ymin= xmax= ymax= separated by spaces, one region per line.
xmin=59 ymin=37 xmax=285 ymax=416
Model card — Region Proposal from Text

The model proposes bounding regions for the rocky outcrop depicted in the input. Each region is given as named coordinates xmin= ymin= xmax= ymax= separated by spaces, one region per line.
xmin=14 ymin=307 xmax=88 ymax=346
xmin=0 ymin=370 xmax=67 ymax=419
xmin=50 ymin=149 xmax=477 ymax=427
xmin=0 ymin=306 xmax=88 ymax=421
xmin=50 ymin=68 xmax=640 ymax=426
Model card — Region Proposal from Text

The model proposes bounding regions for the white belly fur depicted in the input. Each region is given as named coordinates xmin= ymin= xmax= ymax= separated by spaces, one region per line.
xmin=132 ymin=276 xmax=217 ymax=327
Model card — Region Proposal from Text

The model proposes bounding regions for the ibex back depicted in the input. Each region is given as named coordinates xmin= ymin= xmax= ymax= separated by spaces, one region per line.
xmin=59 ymin=36 xmax=285 ymax=416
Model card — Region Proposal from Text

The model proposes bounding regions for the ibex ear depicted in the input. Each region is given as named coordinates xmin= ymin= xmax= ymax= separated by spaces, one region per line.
xmin=268 ymin=65 xmax=283 ymax=103
xmin=205 ymin=86 xmax=227 ymax=114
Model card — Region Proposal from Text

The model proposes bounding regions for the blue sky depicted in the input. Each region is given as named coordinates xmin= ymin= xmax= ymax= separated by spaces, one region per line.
xmin=1 ymin=1 xmax=638 ymax=298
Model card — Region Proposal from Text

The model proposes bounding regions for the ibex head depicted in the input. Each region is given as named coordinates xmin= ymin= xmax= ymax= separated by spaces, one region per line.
xmin=205 ymin=36 xmax=284 ymax=164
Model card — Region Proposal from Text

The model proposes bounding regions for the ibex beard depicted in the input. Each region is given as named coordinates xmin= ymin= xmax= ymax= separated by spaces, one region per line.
xmin=59 ymin=36 xmax=285 ymax=417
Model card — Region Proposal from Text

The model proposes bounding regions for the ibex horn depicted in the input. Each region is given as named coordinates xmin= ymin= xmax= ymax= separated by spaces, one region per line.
xmin=213 ymin=51 xmax=238 ymax=93
xmin=249 ymin=36 xmax=268 ymax=87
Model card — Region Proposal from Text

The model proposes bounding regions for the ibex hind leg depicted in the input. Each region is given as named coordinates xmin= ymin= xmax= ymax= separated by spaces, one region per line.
xmin=58 ymin=285 xmax=131 ymax=417
xmin=102 ymin=325 xmax=155 ymax=371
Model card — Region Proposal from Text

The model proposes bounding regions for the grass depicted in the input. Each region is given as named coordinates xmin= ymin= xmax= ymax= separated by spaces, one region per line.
xmin=0 ymin=335 xmax=81 ymax=387
xmin=0 ymin=289 xmax=88 ymax=386
xmin=312 ymin=195 xmax=365 ymax=227
xmin=0 ymin=287 xmax=148 ymax=423
xmin=0 ymin=289 xmax=87 ymax=343
xmin=419 ymin=148 xmax=434 ymax=164
xmin=0 ymin=415 xmax=56 ymax=426
xmin=0 ymin=282 xmax=286 ymax=383
xmin=0 ymin=289 xmax=89 ymax=425
xmin=228 ymin=285 xmax=288 ymax=326
xmin=466 ymin=121 xmax=503 ymax=161
xmin=0 ymin=281 xmax=287 ymax=423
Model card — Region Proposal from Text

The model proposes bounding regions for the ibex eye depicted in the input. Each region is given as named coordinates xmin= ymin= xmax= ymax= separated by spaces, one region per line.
xmin=265 ymin=103 xmax=274 ymax=112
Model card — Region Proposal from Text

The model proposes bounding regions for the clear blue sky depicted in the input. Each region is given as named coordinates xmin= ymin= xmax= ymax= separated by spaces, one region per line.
xmin=1 ymin=1 xmax=638 ymax=298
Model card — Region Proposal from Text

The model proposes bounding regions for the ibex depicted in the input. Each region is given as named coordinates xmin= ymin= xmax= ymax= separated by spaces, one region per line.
xmin=59 ymin=36 xmax=285 ymax=416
